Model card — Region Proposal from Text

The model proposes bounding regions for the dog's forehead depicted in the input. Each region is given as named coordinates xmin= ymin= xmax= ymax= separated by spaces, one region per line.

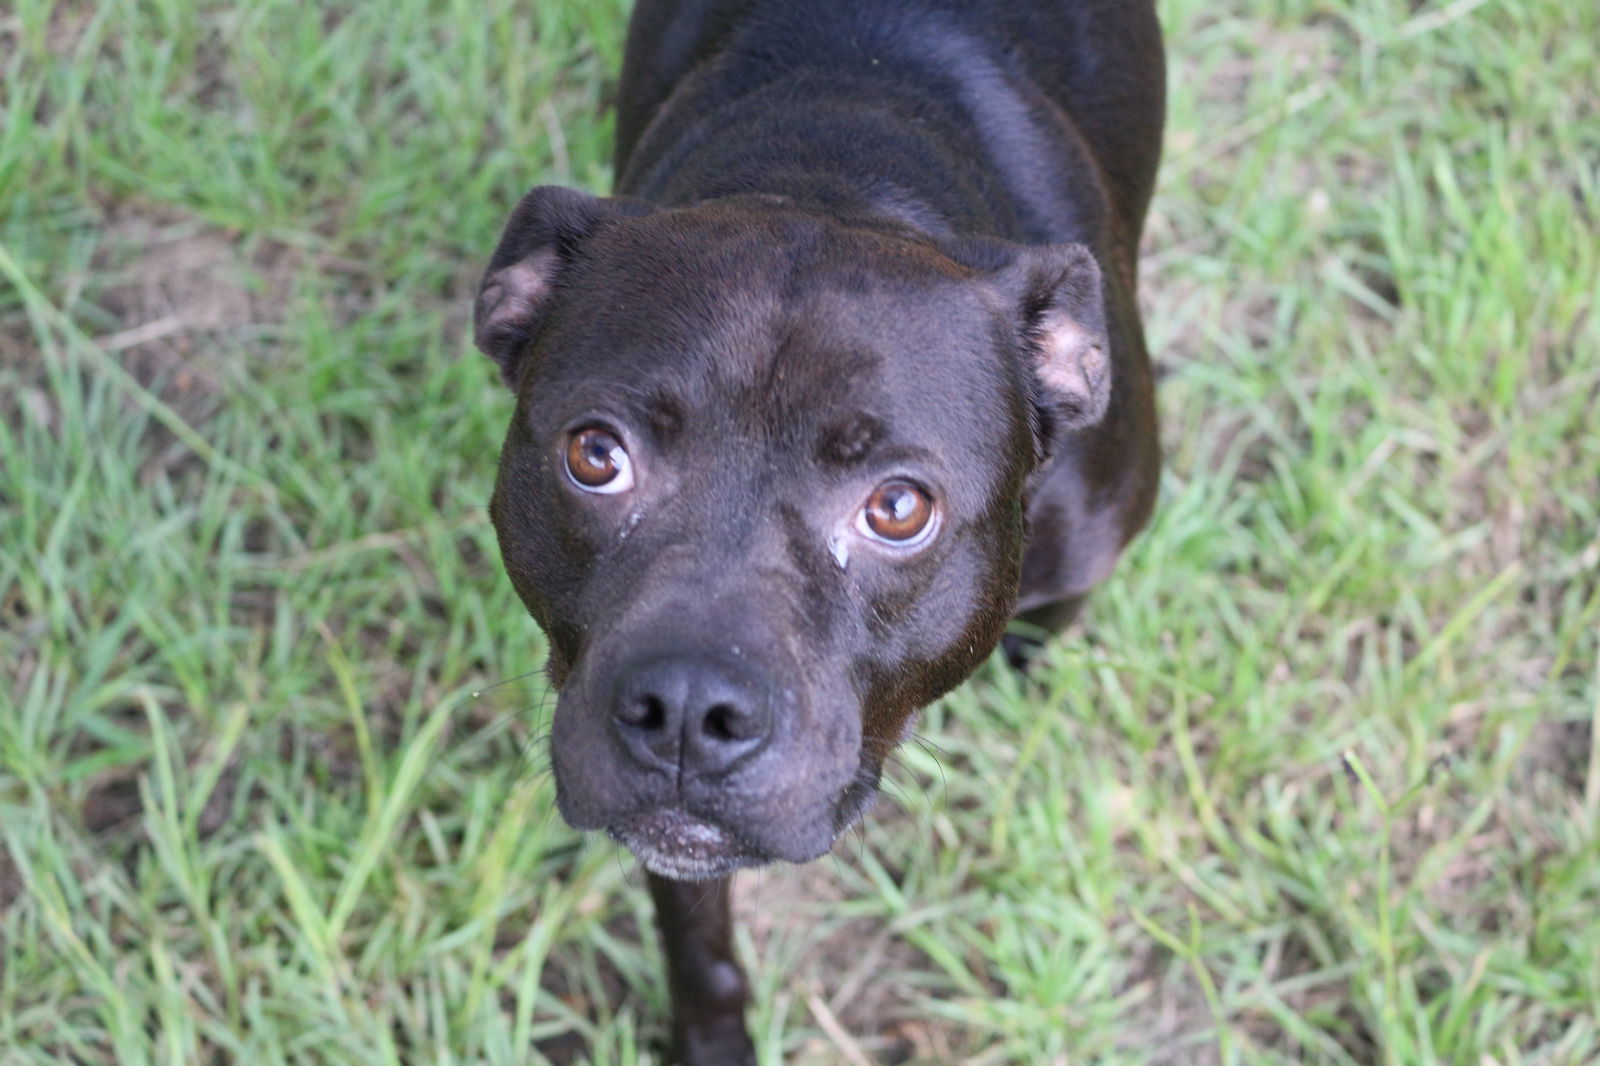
xmin=562 ymin=208 xmax=975 ymax=351
xmin=771 ymin=281 xmax=1015 ymax=467
xmin=543 ymin=209 xmax=1012 ymax=454
xmin=567 ymin=209 xmax=796 ymax=364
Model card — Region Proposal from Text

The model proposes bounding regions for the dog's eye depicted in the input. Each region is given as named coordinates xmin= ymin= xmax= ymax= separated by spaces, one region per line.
xmin=859 ymin=480 xmax=936 ymax=545
xmin=565 ymin=427 xmax=634 ymax=493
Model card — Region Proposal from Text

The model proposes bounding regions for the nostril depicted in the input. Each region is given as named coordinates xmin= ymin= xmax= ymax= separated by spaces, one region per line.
xmin=702 ymin=703 xmax=743 ymax=743
xmin=639 ymin=695 xmax=667 ymax=731
xmin=620 ymin=693 xmax=669 ymax=731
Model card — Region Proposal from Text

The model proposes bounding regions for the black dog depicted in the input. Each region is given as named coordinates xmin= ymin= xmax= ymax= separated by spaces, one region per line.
xmin=473 ymin=1 xmax=1163 ymax=1060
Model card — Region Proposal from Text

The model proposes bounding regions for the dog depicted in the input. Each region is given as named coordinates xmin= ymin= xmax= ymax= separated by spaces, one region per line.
xmin=472 ymin=1 xmax=1164 ymax=1060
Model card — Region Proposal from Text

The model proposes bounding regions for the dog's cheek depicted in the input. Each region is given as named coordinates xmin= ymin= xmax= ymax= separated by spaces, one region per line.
xmin=490 ymin=450 xmax=593 ymax=665
xmin=851 ymin=511 xmax=1022 ymax=747
xmin=549 ymin=693 xmax=649 ymax=830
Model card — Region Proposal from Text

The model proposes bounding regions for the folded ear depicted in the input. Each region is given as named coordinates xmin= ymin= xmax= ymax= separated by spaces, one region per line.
xmin=474 ymin=186 xmax=653 ymax=388
xmin=997 ymin=243 xmax=1112 ymax=438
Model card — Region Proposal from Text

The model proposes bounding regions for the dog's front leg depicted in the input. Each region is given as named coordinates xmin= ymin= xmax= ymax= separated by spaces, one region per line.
xmin=647 ymin=873 xmax=756 ymax=1065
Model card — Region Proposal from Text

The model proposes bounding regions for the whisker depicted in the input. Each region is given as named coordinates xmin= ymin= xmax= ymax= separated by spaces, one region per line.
xmin=873 ymin=774 xmax=913 ymax=814
xmin=909 ymin=732 xmax=949 ymax=794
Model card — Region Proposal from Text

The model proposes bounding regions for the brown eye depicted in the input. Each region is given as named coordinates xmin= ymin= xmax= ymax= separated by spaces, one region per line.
xmin=860 ymin=479 xmax=936 ymax=545
xmin=564 ymin=427 xmax=634 ymax=494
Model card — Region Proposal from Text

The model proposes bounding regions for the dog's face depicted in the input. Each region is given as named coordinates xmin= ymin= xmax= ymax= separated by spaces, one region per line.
xmin=475 ymin=188 xmax=1109 ymax=879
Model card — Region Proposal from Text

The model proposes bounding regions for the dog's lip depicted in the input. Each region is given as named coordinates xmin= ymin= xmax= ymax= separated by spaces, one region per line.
xmin=609 ymin=808 xmax=767 ymax=881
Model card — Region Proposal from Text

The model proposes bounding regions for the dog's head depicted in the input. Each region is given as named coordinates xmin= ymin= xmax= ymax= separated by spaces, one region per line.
xmin=474 ymin=187 xmax=1110 ymax=879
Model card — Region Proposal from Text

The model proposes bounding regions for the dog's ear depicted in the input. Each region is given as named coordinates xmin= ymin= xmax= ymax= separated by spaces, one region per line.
xmin=994 ymin=243 xmax=1111 ymax=439
xmin=939 ymin=236 xmax=1112 ymax=452
xmin=474 ymin=186 xmax=653 ymax=388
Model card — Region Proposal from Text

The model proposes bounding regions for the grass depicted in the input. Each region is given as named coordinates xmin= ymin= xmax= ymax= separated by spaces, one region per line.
xmin=1 ymin=0 xmax=1596 ymax=1062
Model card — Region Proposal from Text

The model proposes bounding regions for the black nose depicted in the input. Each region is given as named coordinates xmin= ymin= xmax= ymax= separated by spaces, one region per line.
xmin=612 ymin=655 xmax=773 ymax=775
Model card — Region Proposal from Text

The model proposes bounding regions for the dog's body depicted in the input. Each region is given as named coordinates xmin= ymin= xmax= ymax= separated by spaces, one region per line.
xmin=474 ymin=1 xmax=1163 ymax=1059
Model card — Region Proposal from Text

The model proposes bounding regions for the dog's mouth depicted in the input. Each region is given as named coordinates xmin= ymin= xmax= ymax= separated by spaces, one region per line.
xmin=601 ymin=754 xmax=887 ymax=881
xmin=609 ymin=809 xmax=771 ymax=881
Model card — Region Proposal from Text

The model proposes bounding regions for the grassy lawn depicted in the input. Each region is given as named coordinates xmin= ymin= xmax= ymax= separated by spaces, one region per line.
xmin=2 ymin=0 xmax=1596 ymax=1062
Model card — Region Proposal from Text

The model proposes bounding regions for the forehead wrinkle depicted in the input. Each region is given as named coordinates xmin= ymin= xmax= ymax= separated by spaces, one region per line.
xmin=738 ymin=328 xmax=886 ymax=457
xmin=814 ymin=411 xmax=884 ymax=468
xmin=797 ymin=287 xmax=1017 ymax=514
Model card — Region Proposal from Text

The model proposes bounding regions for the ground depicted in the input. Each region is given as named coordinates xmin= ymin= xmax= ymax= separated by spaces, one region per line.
xmin=1 ymin=0 xmax=1597 ymax=1063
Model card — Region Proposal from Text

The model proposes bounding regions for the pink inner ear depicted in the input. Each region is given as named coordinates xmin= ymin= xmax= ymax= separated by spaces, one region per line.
xmin=481 ymin=248 xmax=559 ymax=333
xmin=1034 ymin=311 xmax=1108 ymax=401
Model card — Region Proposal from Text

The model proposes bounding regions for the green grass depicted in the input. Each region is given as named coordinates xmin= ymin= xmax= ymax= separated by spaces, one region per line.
xmin=1 ymin=0 xmax=1596 ymax=1063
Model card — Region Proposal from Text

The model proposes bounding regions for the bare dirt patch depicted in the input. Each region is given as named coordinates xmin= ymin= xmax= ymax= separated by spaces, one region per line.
xmin=0 ymin=205 xmax=302 ymax=453
xmin=730 ymin=793 xmax=974 ymax=1065
xmin=88 ymin=209 xmax=299 ymax=413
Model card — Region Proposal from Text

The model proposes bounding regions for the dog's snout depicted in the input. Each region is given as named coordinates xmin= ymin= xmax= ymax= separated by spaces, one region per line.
xmin=613 ymin=655 xmax=773 ymax=774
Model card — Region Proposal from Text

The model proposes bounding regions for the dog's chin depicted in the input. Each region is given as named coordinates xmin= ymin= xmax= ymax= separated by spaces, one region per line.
xmin=607 ymin=799 xmax=876 ymax=881
xmin=609 ymin=809 xmax=771 ymax=881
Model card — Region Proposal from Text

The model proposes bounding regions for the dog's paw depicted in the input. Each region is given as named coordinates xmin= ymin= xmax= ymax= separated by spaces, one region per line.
xmin=673 ymin=1015 xmax=757 ymax=1066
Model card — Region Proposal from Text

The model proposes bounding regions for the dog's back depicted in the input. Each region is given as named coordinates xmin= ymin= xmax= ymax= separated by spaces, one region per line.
xmin=616 ymin=0 xmax=1163 ymax=236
